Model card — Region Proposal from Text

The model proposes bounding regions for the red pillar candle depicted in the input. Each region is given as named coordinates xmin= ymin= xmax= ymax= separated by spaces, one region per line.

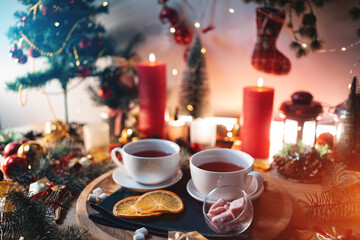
xmin=241 ymin=78 xmax=274 ymax=158
xmin=136 ymin=53 xmax=166 ymax=138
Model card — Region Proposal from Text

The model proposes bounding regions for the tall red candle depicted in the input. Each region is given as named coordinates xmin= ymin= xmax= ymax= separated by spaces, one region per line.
xmin=136 ymin=54 xmax=166 ymax=138
xmin=241 ymin=78 xmax=274 ymax=158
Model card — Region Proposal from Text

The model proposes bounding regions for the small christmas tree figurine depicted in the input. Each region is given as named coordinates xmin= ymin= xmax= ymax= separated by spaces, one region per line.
xmin=179 ymin=34 xmax=209 ymax=118
xmin=337 ymin=77 xmax=360 ymax=170
xmin=6 ymin=0 xmax=112 ymax=123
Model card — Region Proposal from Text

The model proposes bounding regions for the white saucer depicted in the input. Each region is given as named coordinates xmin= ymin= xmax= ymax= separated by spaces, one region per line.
xmin=112 ymin=167 xmax=183 ymax=192
xmin=186 ymin=178 xmax=264 ymax=202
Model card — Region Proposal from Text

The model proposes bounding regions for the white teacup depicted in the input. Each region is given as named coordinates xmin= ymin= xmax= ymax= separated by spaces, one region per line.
xmin=111 ymin=139 xmax=180 ymax=185
xmin=190 ymin=148 xmax=263 ymax=197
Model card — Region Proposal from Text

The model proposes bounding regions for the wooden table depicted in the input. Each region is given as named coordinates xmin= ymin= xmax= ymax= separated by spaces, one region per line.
xmin=60 ymin=169 xmax=360 ymax=240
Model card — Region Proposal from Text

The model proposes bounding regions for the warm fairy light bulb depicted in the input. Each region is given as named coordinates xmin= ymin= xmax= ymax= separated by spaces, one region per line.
xmin=228 ymin=8 xmax=235 ymax=13
xmin=54 ymin=22 xmax=60 ymax=27
xmin=201 ymin=48 xmax=206 ymax=54
xmin=257 ymin=77 xmax=264 ymax=87
xmin=172 ymin=69 xmax=178 ymax=75
xmin=149 ymin=53 xmax=155 ymax=62
xmin=76 ymin=60 xmax=80 ymax=66
xmin=103 ymin=1 xmax=108 ymax=6
xmin=187 ymin=104 xmax=194 ymax=111
xmin=194 ymin=22 xmax=201 ymax=28
xmin=341 ymin=47 xmax=347 ymax=51
xmin=302 ymin=43 xmax=307 ymax=48
xmin=170 ymin=27 xmax=176 ymax=33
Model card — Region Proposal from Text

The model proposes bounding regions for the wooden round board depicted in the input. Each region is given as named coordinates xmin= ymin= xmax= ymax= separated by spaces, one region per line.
xmin=76 ymin=169 xmax=293 ymax=240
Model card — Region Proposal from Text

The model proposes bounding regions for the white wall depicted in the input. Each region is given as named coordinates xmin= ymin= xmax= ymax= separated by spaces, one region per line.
xmin=0 ymin=0 xmax=358 ymax=128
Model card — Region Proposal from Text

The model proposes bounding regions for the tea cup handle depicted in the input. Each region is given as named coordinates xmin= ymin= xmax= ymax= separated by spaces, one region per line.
xmin=245 ymin=171 xmax=263 ymax=197
xmin=110 ymin=147 xmax=125 ymax=169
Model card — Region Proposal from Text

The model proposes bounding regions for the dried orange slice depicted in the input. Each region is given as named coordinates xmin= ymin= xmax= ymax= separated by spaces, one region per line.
xmin=135 ymin=190 xmax=184 ymax=213
xmin=113 ymin=196 xmax=163 ymax=218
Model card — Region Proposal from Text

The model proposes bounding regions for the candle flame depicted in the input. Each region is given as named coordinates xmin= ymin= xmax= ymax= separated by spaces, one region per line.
xmin=149 ymin=53 xmax=155 ymax=62
xmin=257 ymin=77 xmax=264 ymax=87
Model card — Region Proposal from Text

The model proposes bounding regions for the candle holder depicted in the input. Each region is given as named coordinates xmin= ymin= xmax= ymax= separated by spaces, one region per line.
xmin=280 ymin=91 xmax=323 ymax=146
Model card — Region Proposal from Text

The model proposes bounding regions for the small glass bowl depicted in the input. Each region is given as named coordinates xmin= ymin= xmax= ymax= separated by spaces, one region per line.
xmin=202 ymin=185 xmax=253 ymax=235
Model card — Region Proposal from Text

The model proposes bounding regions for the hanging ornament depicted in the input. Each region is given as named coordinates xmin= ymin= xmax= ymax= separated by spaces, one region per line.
xmin=92 ymin=37 xmax=104 ymax=47
xmin=17 ymin=141 xmax=46 ymax=165
xmin=78 ymin=65 xmax=90 ymax=77
xmin=27 ymin=47 xmax=41 ymax=58
xmin=3 ymin=142 xmax=22 ymax=158
xmin=17 ymin=55 xmax=28 ymax=64
xmin=174 ymin=26 xmax=193 ymax=45
xmin=79 ymin=37 xmax=92 ymax=49
xmin=251 ymin=7 xmax=291 ymax=75
xmin=316 ymin=132 xmax=334 ymax=149
xmin=2 ymin=155 xmax=28 ymax=180
xmin=9 ymin=44 xmax=23 ymax=59
xmin=159 ymin=6 xmax=178 ymax=25
xmin=98 ymin=86 xmax=111 ymax=99
xmin=120 ymin=127 xmax=143 ymax=144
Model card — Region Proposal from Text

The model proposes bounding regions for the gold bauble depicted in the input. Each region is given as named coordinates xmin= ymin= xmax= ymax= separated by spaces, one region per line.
xmin=17 ymin=141 xmax=46 ymax=162
xmin=43 ymin=120 xmax=70 ymax=143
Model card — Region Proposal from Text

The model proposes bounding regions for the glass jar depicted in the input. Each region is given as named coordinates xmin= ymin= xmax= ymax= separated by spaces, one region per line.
xmin=279 ymin=91 xmax=323 ymax=146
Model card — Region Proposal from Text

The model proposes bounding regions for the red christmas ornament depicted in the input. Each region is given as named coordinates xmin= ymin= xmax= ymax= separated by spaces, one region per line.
xmin=17 ymin=55 xmax=28 ymax=64
xmin=98 ymin=86 xmax=111 ymax=99
xmin=41 ymin=5 xmax=54 ymax=16
xmin=159 ymin=7 xmax=178 ymax=25
xmin=3 ymin=142 xmax=21 ymax=158
xmin=9 ymin=45 xmax=23 ymax=59
xmin=174 ymin=26 xmax=192 ymax=45
xmin=2 ymin=155 xmax=28 ymax=180
xmin=79 ymin=37 xmax=92 ymax=49
xmin=78 ymin=65 xmax=90 ymax=77
xmin=27 ymin=47 xmax=41 ymax=58
xmin=93 ymin=37 xmax=104 ymax=47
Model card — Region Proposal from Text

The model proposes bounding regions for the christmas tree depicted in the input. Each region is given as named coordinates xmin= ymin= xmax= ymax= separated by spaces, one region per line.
xmin=337 ymin=77 xmax=360 ymax=170
xmin=6 ymin=0 xmax=112 ymax=123
xmin=179 ymin=34 xmax=209 ymax=118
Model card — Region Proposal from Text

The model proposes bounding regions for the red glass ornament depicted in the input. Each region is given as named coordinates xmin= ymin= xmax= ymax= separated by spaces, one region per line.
xmin=93 ymin=37 xmax=104 ymax=47
xmin=98 ymin=86 xmax=111 ymax=99
xmin=159 ymin=6 xmax=178 ymax=25
xmin=2 ymin=155 xmax=28 ymax=180
xmin=78 ymin=65 xmax=90 ymax=77
xmin=3 ymin=142 xmax=21 ymax=158
xmin=17 ymin=55 xmax=28 ymax=64
xmin=9 ymin=45 xmax=23 ymax=59
xmin=79 ymin=37 xmax=92 ymax=48
xmin=27 ymin=47 xmax=41 ymax=58
xmin=174 ymin=26 xmax=192 ymax=45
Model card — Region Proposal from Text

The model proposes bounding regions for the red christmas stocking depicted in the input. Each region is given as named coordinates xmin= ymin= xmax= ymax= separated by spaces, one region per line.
xmin=251 ymin=7 xmax=291 ymax=75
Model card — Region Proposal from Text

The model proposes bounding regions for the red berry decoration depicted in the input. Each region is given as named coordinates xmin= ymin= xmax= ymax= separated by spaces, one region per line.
xmin=2 ymin=155 xmax=28 ymax=180
xmin=78 ymin=65 xmax=90 ymax=77
xmin=27 ymin=47 xmax=41 ymax=58
xmin=159 ymin=7 xmax=178 ymax=25
xmin=98 ymin=86 xmax=111 ymax=99
xmin=17 ymin=55 xmax=28 ymax=64
xmin=79 ymin=37 xmax=92 ymax=48
xmin=190 ymin=143 xmax=202 ymax=153
xmin=317 ymin=132 xmax=334 ymax=148
xmin=174 ymin=26 xmax=192 ymax=45
xmin=3 ymin=141 xmax=21 ymax=158
xmin=41 ymin=5 xmax=54 ymax=16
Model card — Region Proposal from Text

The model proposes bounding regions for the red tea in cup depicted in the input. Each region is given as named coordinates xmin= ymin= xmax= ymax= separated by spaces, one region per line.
xmin=198 ymin=162 xmax=244 ymax=172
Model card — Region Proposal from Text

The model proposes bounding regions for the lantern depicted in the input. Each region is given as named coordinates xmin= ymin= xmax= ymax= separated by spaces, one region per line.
xmin=330 ymin=101 xmax=347 ymax=144
xmin=280 ymin=91 xmax=323 ymax=146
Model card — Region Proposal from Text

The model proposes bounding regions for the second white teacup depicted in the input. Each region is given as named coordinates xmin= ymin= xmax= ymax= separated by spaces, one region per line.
xmin=190 ymin=148 xmax=263 ymax=197
xmin=111 ymin=139 xmax=180 ymax=185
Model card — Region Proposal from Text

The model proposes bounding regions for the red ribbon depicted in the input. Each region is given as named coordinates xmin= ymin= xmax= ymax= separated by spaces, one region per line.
xmin=102 ymin=107 xmax=122 ymax=136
